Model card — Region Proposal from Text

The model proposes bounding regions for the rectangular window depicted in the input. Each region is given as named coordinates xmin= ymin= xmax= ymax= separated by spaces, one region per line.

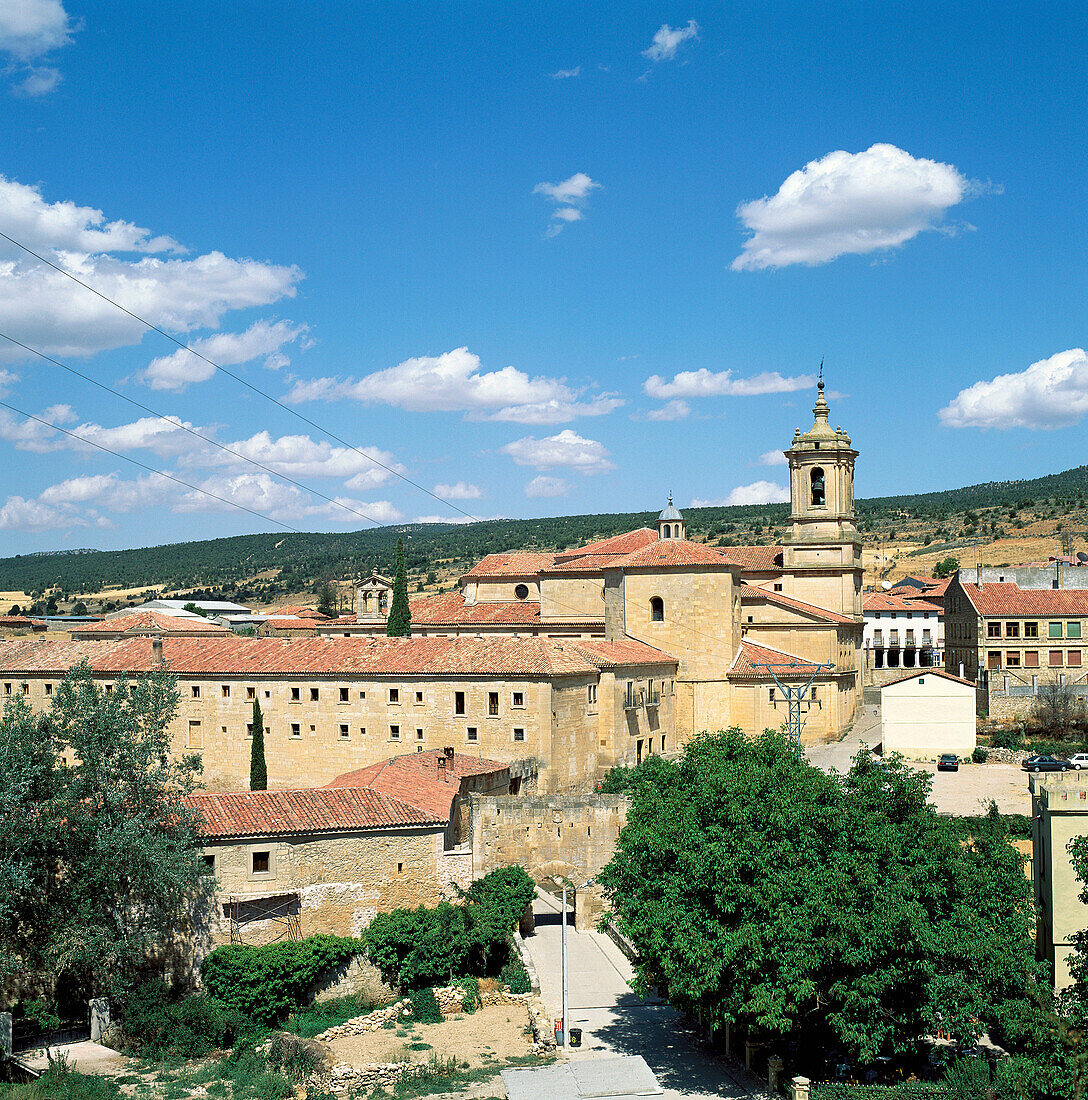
xmin=587 ymin=684 xmax=597 ymax=704
xmin=416 ymin=727 xmax=424 ymax=741
xmin=1005 ymin=652 xmax=1020 ymax=667
xmin=290 ymin=686 xmax=300 ymax=702
xmin=390 ymin=724 xmax=400 ymax=740
xmin=188 ymin=720 xmax=203 ymax=749
xmin=769 ymin=687 xmax=776 ymax=702
xmin=389 ymin=688 xmax=400 ymax=704
xmin=467 ymin=726 xmax=478 ymax=742
xmin=1070 ymin=622 xmax=1083 ymax=639
xmin=1005 ymin=622 xmax=1019 ymax=638
xmin=44 ymin=682 xmax=52 ymax=696
xmin=1069 ymin=650 xmax=1082 ymax=667
xmin=987 ymin=651 xmax=1001 ymax=670
xmin=415 ymin=691 xmax=424 ymax=704
xmin=987 ymin=622 xmax=1001 ymax=638
xmin=291 ymin=722 xmax=301 ymax=737
xmin=512 ymin=691 xmax=524 ymax=707
xmin=1025 ymin=622 xmax=1039 ymax=638
xmin=513 ymin=728 xmax=525 ymax=742
xmin=192 ymin=685 xmax=201 ymax=698
xmin=222 ymin=685 xmax=231 ymax=698
xmin=2 ymin=683 xmax=9 ymax=695
xmin=103 ymin=684 xmax=112 ymax=695
xmin=339 ymin=687 xmax=349 ymax=702
xmin=252 ymin=851 xmax=270 ymax=874
xmin=310 ymin=687 xmax=319 ymax=702
xmin=203 ymin=854 xmax=215 ymax=872
xmin=246 ymin=686 xmax=256 ymax=700
xmin=488 ymin=691 xmax=499 ymax=716
xmin=358 ymin=690 xmax=366 ymax=700
xmin=339 ymin=723 xmax=349 ymax=739
xmin=246 ymin=722 xmax=254 ymax=737
xmin=454 ymin=690 xmax=466 ymax=715
xmin=1050 ymin=622 xmax=1064 ymax=639
xmin=773 ymin=583 xmax=783 ymax=592
xmin=1050 ymin=650 xmax=1064 ymax=667
xmin=1025 ymin=651 xmax=1039 ymax=667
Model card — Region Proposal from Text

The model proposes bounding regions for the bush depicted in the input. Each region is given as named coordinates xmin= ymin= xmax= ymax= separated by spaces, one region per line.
xmin=991 ymin=726 xmax=1024 ymax=750
xmin=265 ymin=1031 xmax=325 ymax=1082
xmin=286 ymin=992 xmax=382 ymax=1038
xmin=0 ymin=1063 xmax=122 ymax=1099
xmin=116 ymin=979 xmax=251 ymax=1057
xmin=972 ymin=746 xmax=988 ymax=763
xmin=201 ymin=935 xmax=363 ymax=1026
xmin=500 ymin=952 xmax=531 ymax=994
xmin=407 ymin=987 xmax=443 ymax=1024
xmin=457 ymin=975 xmax=481 ymax=1014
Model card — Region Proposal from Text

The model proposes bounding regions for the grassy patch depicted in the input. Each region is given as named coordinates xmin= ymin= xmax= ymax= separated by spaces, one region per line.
xmin=283 ymin=991 xmax=383 ymax=1039
xmin=0 ymin=1065 xmax=123 ymax=1100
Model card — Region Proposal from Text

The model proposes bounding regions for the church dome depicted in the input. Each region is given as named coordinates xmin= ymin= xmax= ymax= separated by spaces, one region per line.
xmin=658 ymin=496 xmax=683 ymax=522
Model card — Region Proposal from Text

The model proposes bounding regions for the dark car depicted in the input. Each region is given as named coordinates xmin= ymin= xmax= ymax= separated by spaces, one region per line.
xmin=937 ymin=754 xmax=959 ymax=772
xmin=1022 ymin=755 xmax=1072 ymax=772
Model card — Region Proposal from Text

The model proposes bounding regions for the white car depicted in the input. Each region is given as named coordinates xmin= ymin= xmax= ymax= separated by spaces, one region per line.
xmin=1070 ymin=753 xmax=1088 ymax=770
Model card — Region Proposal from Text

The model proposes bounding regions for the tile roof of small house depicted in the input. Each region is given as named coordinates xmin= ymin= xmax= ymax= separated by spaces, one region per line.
xmin=259 ymin=617 xmax=321 ymax=631
xmin=862 ymin=594 xmax=943 ymax=614
xmin=70 ymin=611 xmax=229 ymax=638
xmin=960 ymin=583 xmax=1088 ymax=617
xmin=461 ymin=552 xmax=558 ymax=580
xmin=184 ymin=786 xmax=444 ymax=840
xmin=729 ymin=639 xmax=827 ymax=677
xmin=742 ymin=585 xmax=857 ymax=624
xmin=263 ymin=605 xmax=328 ymax=619
xmin=0 ymin=615 xmax=42 ymax=629
xmin=879 ymin=668 xmax=975 ymax=690
xmin=718 ymin=545 xmax=784 ymax=572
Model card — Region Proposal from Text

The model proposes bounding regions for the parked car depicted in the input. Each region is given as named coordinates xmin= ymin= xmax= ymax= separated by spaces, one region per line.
xmin=937 ymin=754 xmax=960 ymax=772
xmin=1070 ymin=753 xmax=1088 ymax=770
xmin=1021 ymin=755 xmax=1072 ymax=772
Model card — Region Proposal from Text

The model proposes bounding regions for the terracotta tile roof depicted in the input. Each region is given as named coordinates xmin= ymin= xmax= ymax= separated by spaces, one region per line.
xmin=879 ymin=668 xmax=976 ymax=690
xmin=719 ymin=545 xmax=784 ymax=572
xmin=264 ymin=605 xmax=328 ymax=619
xmin=259 ymin=617 xmax=321 ymax=631
xmin=325 ymin=750 xmax=509 ymax=820
xmin=184 ymin=786 xmax=443 ymax=840
xmin=612 ymin=539 xmax=733 ymax=569
xmin=70 ymin=611 xmax=229 ymax=638
xmin=0 ymin=634 xmax=605 ymax=678
xmin=961 ymin=583 xmax=1088 ymax=617
xmin=569 ymin=638 xmax=678 ymax=670
xmin=553 ymin=529 xmax=658 ymax=561
xmin=741 ymin=585 xmax=857 ymax=625
xmin=0 ymin=616 xmax=42 ymax=628
xmin=862 ymin=594 xmax=943 ymax=614
xmin=408 ymin=592 xmax=545 ymax=625
xmin=541 ymin=553 xmax=631 ymax=573
xmin=730 ymin=639 xmax=827 ymax=677
xmin=461 ymin=552 xmax=557 ymax=580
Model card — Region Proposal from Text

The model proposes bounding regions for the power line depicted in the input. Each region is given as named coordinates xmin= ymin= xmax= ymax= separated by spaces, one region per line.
xmin=0 ymin=229 xmax=480 ymax=523
xmin=0 ymin=330 xmax=392 ymax=529
xmin=0 ymin=400 xmax=304 ymax=534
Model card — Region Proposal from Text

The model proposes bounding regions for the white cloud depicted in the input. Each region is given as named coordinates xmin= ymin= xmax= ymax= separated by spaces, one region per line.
xmin=642 ymin=20 xmax=699 ymax=62
xmin=533 ymin=173 xmax=600 ymax=236
xmin=433 ymin=481 xmax=482 ymax=500
xmin=500 ymin=430 xmax=615 ymax=475
xmin=142 ymin=319 xmax=309 ymax=391
xmin=14 ymin=66 xmax=60 ymax=96
xmin=0 ymin=0 xmax=75 ymax=95
xmin=0 ymin=368 xmax=16 ymax=395
xmin=524 ymin=475 xmax=571 ymax=498
xmin=691 ymin=481 xmax=790 ymax=507
xmin=641 ymin=399 xmax=690 ymax=421
xmin=731 ymin=144 xmax=972 ymax=271
xmin=939 ymin=348 xmax=1088 ymax=430
xmin=759 ymin=449 xmax=788 ymax=466
xmin=287 ymin=347 xmax=622 ymax=424
xmin=644 ymin=368 xmax=816 ymax=399
xmin=0 ymin=494 xmax=73 ymax=530
xmin=550 ymin=66 xmax=580 ymax=79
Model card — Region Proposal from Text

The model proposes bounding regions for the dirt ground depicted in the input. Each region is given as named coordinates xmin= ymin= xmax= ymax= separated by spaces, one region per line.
xmin=325 ymin=1003 xmax=533 ymax=1070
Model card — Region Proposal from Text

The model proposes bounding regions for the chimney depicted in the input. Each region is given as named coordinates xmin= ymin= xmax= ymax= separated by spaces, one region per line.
xmin=152 ymin=634 xmax=164 ymax=669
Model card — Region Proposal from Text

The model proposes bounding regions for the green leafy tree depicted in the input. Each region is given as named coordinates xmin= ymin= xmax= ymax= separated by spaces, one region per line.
xmin=598 ymin=730 xmax=1040 ymax=1067
xmin=315 ymin=574 xmax=338 ymax=618
xmin=0 ymin=661 xmax=207 ymax=1003
xmin=386 ymin=538 xmax=412 ymax=637
xmin=933 ymin=555 xmax=960 ymax=578
xmin=72 ymin=601 xmax=88 ymax=616
xmin=250 ymin=698 xmax=267 ymax=790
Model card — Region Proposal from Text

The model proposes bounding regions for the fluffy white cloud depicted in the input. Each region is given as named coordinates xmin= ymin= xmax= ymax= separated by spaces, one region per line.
xmin=533 ymin=173 xmax=600 ymax=236
xmin=731 ymin=144 xmax=972 ymax=271
xmin=691 ymin=481 xmax=790 ymax=507
xmin=642 ymin=399 xmax=690 ymax=421
xmin=759 ymin=449 xmax=788 ymax=466
xmin=0 ymin=0 xmax=75 ymax=95
xmin=0 ymin=494 xmax=73 ymax=530
xmin=550 ymin=66 xmax=580 ymax=79
xmin=288 ymin=347 xmax=622 ymax=424
xmin=142 ymin=319 xmax=309 ymax=391
xmin=433 ymin=481 xmax=482 ymax=500
xmin=644 ymin=368 xmax=815 ymax=399
xmin=939 ymin=348 xmax=1088 ymax=430
xmin=14 ymin=66 xmax=60 ymax=96
xmin=501 ymin=430 xmax=615 ymax=475
xmin=524 ymin=475 xmax=571 ymax=498
xmin=642 ymin=20 xmax=698 ymax=62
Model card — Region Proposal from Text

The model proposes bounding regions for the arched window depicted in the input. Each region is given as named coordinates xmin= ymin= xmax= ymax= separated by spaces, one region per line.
xmin=650 ymin=597 xmax=664 ymax=622
xmin=661 ymin=526 xmax=671 ymax=539
xmin=810 ymin=466 xmax=826 ymax=507
xmin=673 ymin=524 xmax=681 ymax=538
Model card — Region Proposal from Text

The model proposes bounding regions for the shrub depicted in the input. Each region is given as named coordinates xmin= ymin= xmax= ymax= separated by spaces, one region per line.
xmin=500 ymin=953 xmax=531 ymax=994
xmin=407 ymin=987 xmax=443 ymax=1024
xmin=265 ymin=1031 xmax=325 ymax=1082
xmin=991 ymin=726 xmax=1024 ymax=750
xmin=116 ymin=979 xmax=251 ymax=1057
xmin=972 ymin=746 xmax=988 ymax=763
xmin=286 ymin=992 xmax=382 ymax=1038
xmin=201 ymin=935 xmax=363 ymax=1026
xmin=457 ymin=975 xmax=481 ymax=1014
xmin=0 ymin=1062 xmax=123 ymax=1099
xmin=364 ymin=902 xmax=470 ymax=989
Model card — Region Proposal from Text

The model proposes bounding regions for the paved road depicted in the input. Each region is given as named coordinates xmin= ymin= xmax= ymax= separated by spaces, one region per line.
xmin=20 ymin=1040 xmax=131 ymax=1076
xmin=522 ymin=890 xmax=765 ymax=1100
xmin=804 ymin=704 xmax=1031 ymax=815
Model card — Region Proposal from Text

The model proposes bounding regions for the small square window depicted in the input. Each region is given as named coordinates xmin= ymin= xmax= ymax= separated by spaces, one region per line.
xmin=415 ymin=691 xmax=424 ymax=704
xmin=290 ymin=687 xmax=300 ymax=702
xmin=773 ymin=583 xmax=783 ymax=592
xmin=44 ymin=682 xmax=52 ymax=695
xmin=389 ymin=688 xmax=400 ymax=704
xmin=264 ymin=690 xmax=271 ymax=699
xmin=1025 ymin=622 xmax=1039 ymax=639
xmin=512 ymin=691 xmax=524 ymax=707
xmin=987 ymin=623 xmax=1001 ymax=638
xmin=359 ymin=690 xmax=366 ymax=699
xmin=339 ymin=724 xmax=349 ymax=739
xmin=467 ymin=726 xmax=478 ymax=742
xmin=1069 ymin=650 xmax=1082 ymax=667
xmin=252 ymin=851 xmax=270 ymax=874
xmin=513 ymin=728 xmax=525 ymax=742
xmin=1005 ymin=652 xmax=1020 ymax=668
xmin=103 ymin=684 xmax=112 ymax=695
xmin=1025 ymin=651 xmax=1039 ymax=668
xmin=1070 ymin=622 xmax=1083 ymax=640
xmin=192 ymin=685 xmax=201 ymax=698
xmin=203 ymin=854 xmax=215 ymax=872
xmin=246 ymin=722 xmax=254 ymax=736
xmin=310 ymin=687 xmax=319 ymax=702
xmin=1050 ymin=650 xmax=1064 ymax=667
xmin=390 ymin=724 xmax=400 ymax=740
xmin=246 ymin=686 xmax=256 ymax=700
xmin=2 ymin=683 xmax=10 ymax=695
xmin=1050 ymin=622 xmax=1064 ymax=639
xmin=291 ymin=723 xmax=301 ymax=738
xmin=339 ymin=687 xmax=349 ymax=702
xmin=359 ymin=726 xmax=366 ymax=736
xmin=222 ymin=685 xmax=231 ymax=698
xmin=1005 ymin=622 xmax=1019 ymax=639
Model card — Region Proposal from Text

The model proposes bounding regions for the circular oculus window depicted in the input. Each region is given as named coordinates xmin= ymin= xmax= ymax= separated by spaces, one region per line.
xmin=514 ymin=583 xmax=529 ymax=600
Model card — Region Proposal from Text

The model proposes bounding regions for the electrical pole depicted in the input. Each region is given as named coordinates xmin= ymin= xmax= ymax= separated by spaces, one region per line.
xmin=561 ymin=882 xmax=568 ymax=1048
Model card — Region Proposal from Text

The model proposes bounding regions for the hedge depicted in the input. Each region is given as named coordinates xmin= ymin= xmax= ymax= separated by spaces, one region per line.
xmin=812 ymin=1085 xmax=954 ymax=1100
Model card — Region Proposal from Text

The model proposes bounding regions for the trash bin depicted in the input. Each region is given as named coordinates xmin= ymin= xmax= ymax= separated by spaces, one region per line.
xmin=569 ymin=1027 xmax=582 ymax=1048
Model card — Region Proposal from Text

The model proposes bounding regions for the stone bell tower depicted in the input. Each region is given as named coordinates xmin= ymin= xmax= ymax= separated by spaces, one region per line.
xmin=780 ymin=377 xmax=863 ymax=618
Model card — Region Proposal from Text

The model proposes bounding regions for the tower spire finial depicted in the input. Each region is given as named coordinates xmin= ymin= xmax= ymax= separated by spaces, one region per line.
xmin=818 ymin=358 xmax=824 ymax=390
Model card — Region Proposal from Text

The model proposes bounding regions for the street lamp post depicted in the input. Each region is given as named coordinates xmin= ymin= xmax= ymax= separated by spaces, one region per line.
xmin=558 ymin=877 xmax=594 ymax=1047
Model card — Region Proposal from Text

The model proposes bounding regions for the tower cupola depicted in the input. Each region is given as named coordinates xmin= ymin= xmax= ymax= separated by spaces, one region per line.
xmin=657 ymin=495 xmax=685 ymax=540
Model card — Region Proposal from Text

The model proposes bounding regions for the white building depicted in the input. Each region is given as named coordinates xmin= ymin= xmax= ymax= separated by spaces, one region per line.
xmin=880 ymin=668 xmax=976 ymax=761
xmin=862 ymin=593 xmax=943 ymax=674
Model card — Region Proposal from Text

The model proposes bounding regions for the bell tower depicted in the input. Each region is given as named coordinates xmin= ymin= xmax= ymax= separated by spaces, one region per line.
xmin=780 ymin=376 xmax=862 ymax=618
xmin=657 ymin=495 xmax=685 ymax=540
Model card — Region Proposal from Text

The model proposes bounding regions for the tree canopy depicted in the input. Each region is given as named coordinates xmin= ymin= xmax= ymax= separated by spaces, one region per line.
xmin=249 ymin=697 xmax=267 ymax=790
xmin=386 ymin=537 xmax=411 ymax=637
xmin=598 ymin=730 xmax=1041 ymax=1069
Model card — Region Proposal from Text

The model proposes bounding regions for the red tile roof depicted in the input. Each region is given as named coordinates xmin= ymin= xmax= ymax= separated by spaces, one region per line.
xmin=552 ymin=529 xmax=658 ymax=561
xmin=569 ymin=638 xmax=678 ymax=670
xmin=612 ymin=539 xmax=733 ymax=569
xmin=541 ymin=553 xmax=632 ymax=573
xmin=259 ymin=617 xmax=321 ymax=631
xmin=184 ymin=786 xmax=443 ymax=840
xmin=264 ymin=605 xmax=328 ymax=618
xmin=0 ymin=616 xmax=42 ymax=629
xmin=461 ymin=552 xmax=558 ymax=580
xmin=741 ymin=585 xmax=857 ymax=624
xmin=862 ymin=594 xmax=943 ymax=614
xmin=961 ymin=583 xmax=1088 ymax=616
xmin=70 ymin=611 xmax=229 ymax=638
xmin=407 ymin=592 xmax=545 ymax=625
xmin=730 ymin=639 xmax=828 ymax=677
xmin=0 ymin=634 xmax=609 ymax=678
xmin=879 ymin=668 xmax=975 ymax=689
xmin=719 ymin=545 xmax=784 ymax=572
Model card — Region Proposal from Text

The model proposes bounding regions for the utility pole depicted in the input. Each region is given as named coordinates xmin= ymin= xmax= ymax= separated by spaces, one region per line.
xmin=556 ymin=876 xmax=594 ymax=1047
xmin=753 ymin=661 xmax=834 ymax=748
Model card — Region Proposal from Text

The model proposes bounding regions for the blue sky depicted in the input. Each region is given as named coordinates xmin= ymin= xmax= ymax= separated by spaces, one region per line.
xmin=0 ymin=0 xmax=1086 ymax=554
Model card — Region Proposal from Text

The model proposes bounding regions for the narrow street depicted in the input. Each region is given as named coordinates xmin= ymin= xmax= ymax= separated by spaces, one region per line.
xmin=521 ymin=890 xmax=766 ymax=1100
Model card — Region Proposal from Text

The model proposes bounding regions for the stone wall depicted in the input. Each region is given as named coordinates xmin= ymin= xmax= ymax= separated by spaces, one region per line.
xmin=468 ymin=793 xmax=629 ymax=930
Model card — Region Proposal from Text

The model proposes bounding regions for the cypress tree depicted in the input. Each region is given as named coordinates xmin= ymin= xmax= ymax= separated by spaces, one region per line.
xmin=386 ymin=538 xmax=412 ymax=637
xmin=250 ymin=698 xmax=267 ymax=790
